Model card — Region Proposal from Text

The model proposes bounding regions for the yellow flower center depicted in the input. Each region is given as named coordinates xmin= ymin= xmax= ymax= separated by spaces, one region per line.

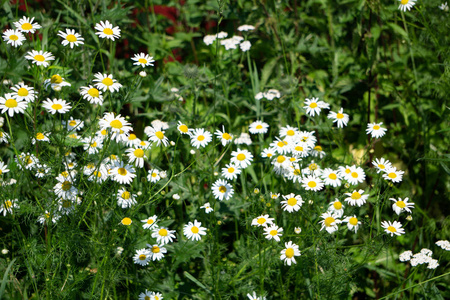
xmin=88 ymin=88 xmax=99 ymax=98
xmin=351 ymin=192 xmax=361 ymax=200
xmin=10 ymin=34 xmax=18 ymax=41
xmin=333 ymin=201 xmax=342 ymax=209
xmin=257 ymin=218 xmax=266 ymax=225
xmin=34 ymin=54 xmax=45 ymax=62
xmin=276 ymin=156 xmax=285 ymax=164
xmin=256 ymin=125 xmax=263 ymax=129
xmin=309 ymin=102 xmax=317 ymax=108
xmin=110 ymin=119 xmax=123 ymax=129
xmin=277 ymin=141 xmax=286 ymax=147
xmin=286 ymin=129 xmax=295 ymax=136
xmin=396 ymin=201 xmax=406 ymax=208
xmin=329 ymin=173 xmax=337 ymax=180
xmin=309 ymin=163 xmax=318 ymax=170
xmin=147 ymin=219 xmax=154 ymax=224
xmin=22 ymin=23 xmax=32 ymax=30
xmin=373 ymin=125 xmax=380 ymax=130
xmin=151 ymin=246 xmax=160 ymax=253
xmin=138 ymin=58 xmax=147 ymax=64
xmin=145 ymin=297 xmax=150 ymax=300
xmin=5 ymin=99 xmax=18 ymax=108
xmin=287 ymin=197 xmax=297 ymax=206
xmin=285 ymin=248 xmax=295 ymax=258
xmin=121 ymin=191 xmax=131 ymax=199
xmin=267 ymin=153 xmax=273 ymax=157
xmin=134 ymin=148 xmax=144 ymax=158
xmin=237 ymin=153 xmax=246 ymax=161
xmin=159 ymin=228 xmax=168 ymax=236
xmin=401 ymin=0 xmax=409 ymax=4
xmin=36 ymin=132 xmax=45 ymax=140
xmin=118 ymin=168 xmax=127 ymax=176
xmin=387 ymin=226 xmax=396 ymax=233
xmin=155 ymin=131 xmax=165 ymax=140
xmin=388 ymin=172 xmax=397 ymax=179
xmin=121 ymin=217 xmax=132 ymax=225
xmin=69 ymin=120 xmax=77 ymax=126
xmin=293 ymin=169 xmax=301 ymax=175
xmin=295 ymin=146 xmax=303 ymax=151
xmin=191 ymin=226 xmax=199 ymax=234
xmin=61 ymin=181 xmax=72 ymax=191
xmin=378 ymin=164 xmax=385 ymax=169
xmin=270 ymin=230 xmax=278 ymax=236
xmin=93 ymin=171 xmax=102 ymax=178
xmin=308 ymin=181 xmax=317 ymax=188
xmin=314 ymin=145 xmax=322 ymax=151
xmin=61 ymin=171 xmax=69 ymax=177
xmin=218 ymin=186 xmax=227 ymax=193
xmin=100 ymin=129 xmax=107 ymax=136
xmin=66 ymin=34 xmax=77 ymax=42
xmin=91 ymin=141 xmax=97 ymax=147
xmin=51 ymin=103 xmax=63 ymax=110
xmin=336 ymin=113 xmax=344 ymax=119
xmin=197 ymin=135 xmax=205 ymax=141
xmin=4 ymin=200 xmax=12 ymax=208
xmin=222 ymin=133 xmax=231 ymax=140
xmin=128 ymin=133 xmax=137 ymax=140
xmin=139 ymin=254 xmax=146 ymax=260
xmin=152 ymin=172 xmax=157 ymax=177
xmin=102 ymin=77 xmax=113 ymax=86
xmin=103 ymin=28 xmax=113 ymax=35
xmin=179 ymin=124 xmax=188 ymax=132
xmin=17 ymin=88 xmax=29 ymax=97
xmin=345 ymin=168 xmax=351 ymax=174
xmin=349 ymin=217 xmax=358 ymax=226
xmin=227 ymin=167 xmax=235 ymax=173
xmin=324 ymin=217 xmax=335 ymax=227
xmin=351 ymin=172 xmax=358 ymax=178
xmin=51 ymin=75 xmax=63 ymax=84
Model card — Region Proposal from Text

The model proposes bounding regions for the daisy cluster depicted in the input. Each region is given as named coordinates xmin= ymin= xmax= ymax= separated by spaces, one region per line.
xmin=399 ymin=248 xmax=439 ymax=269
xmin=203 ymin=26 xmax=252 ymax=52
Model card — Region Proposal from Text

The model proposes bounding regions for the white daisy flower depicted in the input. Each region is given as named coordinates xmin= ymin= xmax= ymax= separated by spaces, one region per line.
xmin=0 ymin=199 xmax=19 ymax=216
xmin=304 ymin=97 xmax=321 ymax=117
xmin=327 ymin=108 xmax=349 ymax=128
xmin=382 ymin=167 xmax=404 ymax=183
xmin=94 ymin=20 xmax=121 ymax=41
xmin=372 ymin=157 xmax=392 ymax=173
xmin=147 ymin=169 xmax=161 ymax=183
xmin=177 ymin=121 xmax=191 ymax=135
xmin=146 ymin=125 xmax=170 ymax=147
xmin=344 ymin=189 xmax=369 ymax=207
xmin=280 ymin=193 xmax=304 ymax=213
xmin=280 ymin=241 xmax=301 ymax=266
xmin=302 ymin=175 xmax=324 ymax=192
xmin=183 ymin=220 xmax=207 ymax=241
xmin=13 ymin=16 xmax=41 ymax=33
xmin=366 ymin=122 xmax=387 ymax=139
xmin=328 ymin=199 xmax=345 ymax=218
xmin=2 ymin=29 xmax=26 ymax=47
xmin=390 ymin=197 xmax=414 ymax=215
xmin=42 ymin=98 xmax=71 ymax=114
xmin=290 ymin=142 xmax=310 ymax=158
xmin=133 ymin=248 xmax=151 ymax=266
xmin=298 ymin=130 xmax=317 ymax=148
xmin=345 ymin=165 xmax=366 ymax=185
xmin=62 ymin=117 xmax=84 ymax=132
xmin=43 ymin=74 xmax=71 ymax=91
xmin=221 ymin=163 xmax=241 ymax=180
xmin=80 ymin=85 xmax=104 ymax=105
xmin=321 ymin=168 xmax=342 ymax=187
xmin=0 ymin=93 xmax=28 ymax=117
xmin=111 ymin=162 xmax=136 ymax=185
xmin=249 ymin=120 xmax=269 ymax=134
xmin=398 ymin=0 xmax=416 ymax=12
xmin=342 ymin=215 xmax=361 ymax=233
xmin=200 ymin=202 xmax=214 ymax=213
xmin=230 ymin=148 xmax=253 ymax=169
xmin=141 ymin=215 xmax=158 ymax=230
xmin=57 ymin=29 xmax=84 ymax=48
xmin=98 ymin=112 xmax=132 ymax=134
xmin=319 ymin=212 xmax=341 ymax=234
xmin=215 ymin=126 xmax=233 ymax=146
xmin=116 ymin=188 xmax=137 ymax=208
xmin=147 ymin=244 xmax=167 ymax=261
xmin=151 ymin=227 xmax=176 ymax=245
xmin=251 ymin=214 xmax=274 ymax=227
xmin=126 ymin=147 xmax=147 ymax=168
xmin=263 ymin=224 xmax=283 ymax=242
xmin=81 ymin=137 xmax=102 ymax=154
xmin=88 ymin=166 xmax=108 ymax=183
xmin=37 ymin=210 xmax=60 ymax=225
xmin=190 ymin=128 xmax=212 ymax=148
xmin=270 ymin=138 xmax=290 ymax=155
xmin=261 ymin=147 xmax=276 ymax=159
xmin=131 ymin=53 xmax=155 ymax=68
xmin=211 ymin=179 xmax=234 ymax=201
xmin=279 ymin=125 xmax=298 ymax=140
xmin=24 ymin=50 xmax=55 ymax=67
xmin=10 ymin=83 xmax=36 ymax=103
xmin=31 ymin=132 xmax=50 ymax=144
xmin=0 ymin=131 xmax=9 ymax=143
xmin=93 ymin=73 xmax=122 ymax=93
xmin=0 ymin=161 xmax=10 ymax=176
xmin=381 ymin=220 xmax=405 ymax=237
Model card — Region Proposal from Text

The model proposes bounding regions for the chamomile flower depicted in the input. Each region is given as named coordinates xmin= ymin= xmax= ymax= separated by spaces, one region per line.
xmin=290 ymin=142 xmax=310 ymax=158
xmin=37 ymin=210 xmax=60 ymax=225
xmin=321 ymin=168 xmax=342 ymax=187
xmin=99 ymin=112 xmax=132 ymax=134
xmin=117 ymin=188 xmax=137 ymax=208
xmin=200 ymin=202 xmax=214 ymax=213
xmin=53 ymin=180 xmax=78 ymax=200
xmin=177 ymin=121 xmax=191 ymax=135
xmin=111 ymin=162 xmax=136 ymax=185
xmin=80 ymin=85 xmax=104 ymax=105
xmin=141 ymin=215 xmax=158 ymax=229
xmin=270 ymin=138 xmax=290 ymax=155
xmin=147 ymin=244 xmax=167 ymax=261
xmin=25 ymin=50 xmax=55 ymax=67
xmin=439 ymin=2 xmax=449 ymax=11
xmin=0 ymin=131 xmax=9 ymax=143
xmin=2 ymin=29 xmax=25 ymax=47
xmin=372 ymin=157 xmax=392 ymax=173
xmin=328 ymin=199 xmax=345 ymax=218
xmin=0 ymin=199 xmax=19 ymax=216
xmin=390 ymin=197 xmax=415 ymax=215
xmin=57 ymin=29 xmax=84 ymax=48
xmin=247 ymin=292 xmax=266 ymax=300
xmin=190 ymin=128 xmax=212 ymax=148
xmin=0 ymin=161 xmax=10 ymax=176
xmin=381 ymin=220 xmax=405 ymax=237
xmin=302 ymin=175 xmax=324 ymax=192
xmin=10 ymin=83 xmax=36 ymax=103
xmin=42 ymin=98 xmax=72 ymax=114
xmin=151 ymin=227 xmax=176 ymax=245
xmin=382 ymin=167 xmax=404 ymax=183
xmin=95 ymin=20 xmax=121 ymax=41
xmin=215 ymin=126 xmax=233 ymax=146
xmin=131 ymin=53 xmax=155 ymax=68
xmin=366 ymin=122 xmax=387 ymax=139
xmin=125 ymin=147 xmax=147 ymax=168
xmin=14 ymin=16 xmax=41 ymax=33
xmin=327 ymin=108 xmax=349 ymax=128
xmin=280 ymin=241 xmax=301 ymax=266
xmin=139 ymin=290 xmax=153 ymax=300
xmin=398 ymin=0 xmax=416 ymax=11
xmin=280 ymin=193 xmax=304 ymax=213
xmin=183 ymin=220 xmax=207 ymax=241
xmin=221 ymin=163 xmax=241 ymax=180
xmin=144 ymin=126 xmax=169 ymax=147
xmin=279 ymin=125 xmax=298 ymax=140
xmin=88 ymin=166 xmax=108 ymax=183
xmin=212 ymin=179 xmax=234 ymax=201
xmin=230 ymin=148 xmax=253 ymax=168
xmin=261 ymin=147 xmax=276 ymax=159
xmin=93 ymin=73 xmax=122 ymax=93
xmin=0 ymin=93 xmax=28 ymax=117
xmin=251 ymin=215 xmax=274 ymax=227
xmin=62 ymin=117 xmax=84 ymax=132
xmin=345 ymin=165 xmax=366 ymax=185
xmin=44 ymin=74 xmax=71 ymax=91
xmin=345 ymin=189 xmax=369 ymax=207
xmin=31 ymin=132 xmax=50 ymax=144
xmin=133 ymin=248 xmax=151 ymax=266
xmin=263 ymin=225 xmax=283 ymax=242
xmin=342 ymin=215 xmax=361 ymax=233
xmin=319 ymin=212 xmax=341 ymax=234
xmin=147 ymin=169 xmax=161 ymax=183
xmin=249 ymin=120 xmax=269 ymax=134
xmin=304 ymin=97 xmax=322 ymax=117
xmin=298 ymin=130 xmax=317 ymax=148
